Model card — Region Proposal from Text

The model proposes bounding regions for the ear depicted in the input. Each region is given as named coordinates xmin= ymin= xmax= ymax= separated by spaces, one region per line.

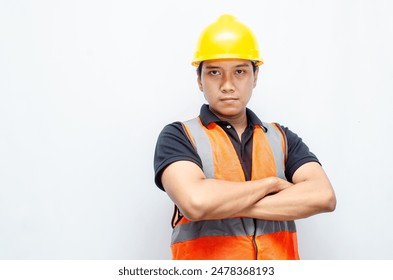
xmin=197 ymin=76 xmax=203 ymax=92
xmin=253 ymin=67 xmax=259 ymax=88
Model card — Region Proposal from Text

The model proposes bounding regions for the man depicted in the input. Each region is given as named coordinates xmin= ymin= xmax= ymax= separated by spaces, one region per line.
xmin=154 ymin=14 xmax=336 ymax=260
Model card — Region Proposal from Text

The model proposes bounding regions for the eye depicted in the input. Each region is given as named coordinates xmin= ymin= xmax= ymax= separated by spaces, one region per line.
xmin=235 ymin=69 xmax=246 ymax=75
xmin=208 ymin=70 xmax=221 ymax=76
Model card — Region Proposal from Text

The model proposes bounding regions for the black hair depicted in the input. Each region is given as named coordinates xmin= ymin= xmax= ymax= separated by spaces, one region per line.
xmin=196 ymin=61 xmax=258 ymax=77
xmin=196 ymin=62 xmax=203 ymax=77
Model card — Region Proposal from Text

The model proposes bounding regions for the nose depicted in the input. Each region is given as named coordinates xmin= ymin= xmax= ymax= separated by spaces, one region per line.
xmin=220 ymin=73 xmax=235 ymax=93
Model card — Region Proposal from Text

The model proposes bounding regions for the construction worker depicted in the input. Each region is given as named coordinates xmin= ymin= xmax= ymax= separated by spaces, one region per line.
xmin=153 ymin=14 xmax=336 ymax=260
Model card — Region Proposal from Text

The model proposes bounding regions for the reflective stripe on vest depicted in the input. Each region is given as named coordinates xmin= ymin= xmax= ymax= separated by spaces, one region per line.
xmin=172 ymin=117 xmax=299 ymax=260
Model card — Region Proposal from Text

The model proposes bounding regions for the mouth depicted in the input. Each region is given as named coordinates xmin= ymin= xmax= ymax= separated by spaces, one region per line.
xmin=220 ymin=97 xmax=239 ymax=102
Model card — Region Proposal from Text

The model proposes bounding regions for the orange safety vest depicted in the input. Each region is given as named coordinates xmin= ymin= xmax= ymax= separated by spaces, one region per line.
xmin=170 ymin=117 xmax=299 ymax=260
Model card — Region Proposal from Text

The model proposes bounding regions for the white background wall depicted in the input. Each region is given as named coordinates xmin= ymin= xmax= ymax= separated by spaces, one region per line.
xmin=1 ymin=0 xmax=392 ymax=260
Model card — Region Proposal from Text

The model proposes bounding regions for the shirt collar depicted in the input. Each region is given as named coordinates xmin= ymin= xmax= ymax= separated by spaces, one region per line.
xmin=198 ymin=104 xmax=267 ymax=131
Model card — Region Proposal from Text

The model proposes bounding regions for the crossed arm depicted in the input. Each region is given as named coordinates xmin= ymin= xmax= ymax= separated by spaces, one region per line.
xmin=161 ymin=161 xmax=336 ymax=221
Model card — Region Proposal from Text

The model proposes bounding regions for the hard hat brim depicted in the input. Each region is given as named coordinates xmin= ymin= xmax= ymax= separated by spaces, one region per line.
xmin=192 ymin=56 xmax=264 ymax=67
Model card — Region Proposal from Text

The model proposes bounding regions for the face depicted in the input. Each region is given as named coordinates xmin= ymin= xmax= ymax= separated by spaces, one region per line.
xmin=198 ymin=59 xmax=258 ymax=121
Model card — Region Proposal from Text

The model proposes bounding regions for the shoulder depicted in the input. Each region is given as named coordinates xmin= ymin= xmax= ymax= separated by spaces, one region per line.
xmin=158 ymin=122 xmax=185 ymax=139
xmin=155 ymin=121 xmax=194 ymax=163
xmin=154 ymin=121 xmax=202 ymax=191
xmin=278 ymin=125 xmax=301 ymax=144
xmin=275 ymin=124 xmax=309 ymax=149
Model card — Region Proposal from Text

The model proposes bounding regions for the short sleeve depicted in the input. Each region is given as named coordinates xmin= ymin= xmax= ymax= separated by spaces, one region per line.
xmin=280 ymin=125 xmax=320 ymax=182
xmin=153 ymin=122 xmax=202 ymax=191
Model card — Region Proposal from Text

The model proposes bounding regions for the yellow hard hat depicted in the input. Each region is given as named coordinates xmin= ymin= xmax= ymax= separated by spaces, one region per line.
xmin=192 ymin=14 xmax=263 ymax=67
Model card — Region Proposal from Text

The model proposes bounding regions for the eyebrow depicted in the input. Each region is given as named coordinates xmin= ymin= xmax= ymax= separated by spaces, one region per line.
xmin=204 ymin=63 xmax=251 ymax=69
xmin=234 ymin=63 xmax=251 ymax=68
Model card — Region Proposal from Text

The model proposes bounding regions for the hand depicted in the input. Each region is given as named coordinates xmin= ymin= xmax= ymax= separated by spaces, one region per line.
xmin=274 ymin=177 xmax=294 ymax=192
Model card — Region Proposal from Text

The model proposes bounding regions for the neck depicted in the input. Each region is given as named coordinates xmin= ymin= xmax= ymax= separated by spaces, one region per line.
xmin=212 ymin=109 xmax=248 ymax=139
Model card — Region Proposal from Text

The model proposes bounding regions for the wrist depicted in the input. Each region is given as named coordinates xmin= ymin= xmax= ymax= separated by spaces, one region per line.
xmin=262 ymin=177 xmax=280 ymax=194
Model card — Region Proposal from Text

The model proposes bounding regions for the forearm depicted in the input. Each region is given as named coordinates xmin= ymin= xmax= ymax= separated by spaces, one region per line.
xmin=237 ymin=178 xmax=336 ymax=221
xmin=162 ymin=161 xmax=288 ymax=221
xmin=163 ymin=161 xmax=335 ymax=222
xmin=184 ymin=177 xmax=282 ymax=221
